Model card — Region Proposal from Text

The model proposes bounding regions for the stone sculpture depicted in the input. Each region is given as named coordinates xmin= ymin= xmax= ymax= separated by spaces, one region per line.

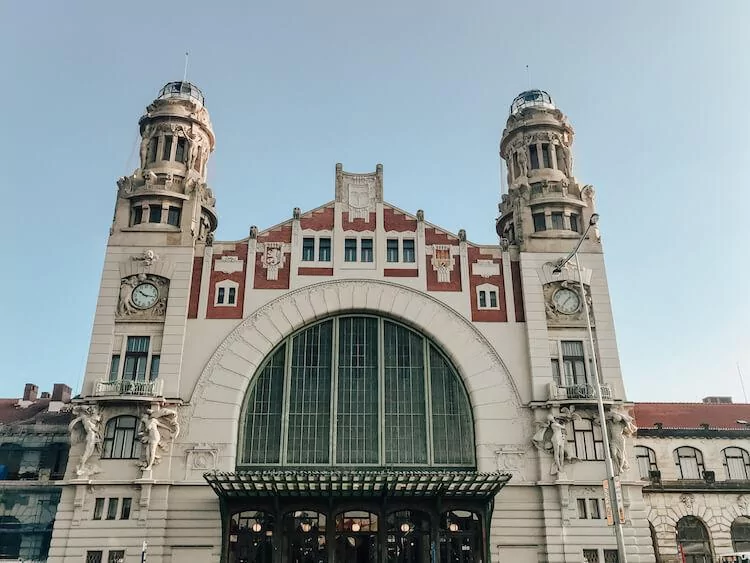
xmin=599 ymin=408 xmax=637 ymax=475
xmin=517 ymin=147 xmax=529 ymax=178
xmin=138 ymin=406 xmax=180 ymax=471
xmin=68 ymin=405 xmax=102 ymax=477
xmin=532 ymin=407 xmax=580 ymax=476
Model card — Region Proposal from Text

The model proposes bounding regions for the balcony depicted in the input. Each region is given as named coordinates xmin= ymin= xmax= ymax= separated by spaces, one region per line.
xmin=548 ymin=382 xmax=613 ymax=402
xmin=93 ymin=379 xmax=163 ymax=399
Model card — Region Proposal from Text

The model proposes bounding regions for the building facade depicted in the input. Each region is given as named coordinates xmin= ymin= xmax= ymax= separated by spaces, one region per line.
xmin=0 ymin=383 xmax=72 ymax=562
xmin=47 ymin=83 xmax=660 ymax=563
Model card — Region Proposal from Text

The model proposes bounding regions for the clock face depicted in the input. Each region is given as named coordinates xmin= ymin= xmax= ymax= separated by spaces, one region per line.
xmin=553 ymin=288 xmax=580 ymax=315
xmin=131 ymin=283 xmax=159 ymax=309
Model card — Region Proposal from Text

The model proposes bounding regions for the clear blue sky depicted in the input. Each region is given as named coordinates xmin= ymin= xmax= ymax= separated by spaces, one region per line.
xmin=1 ymin=1 xmax=748 ymax=402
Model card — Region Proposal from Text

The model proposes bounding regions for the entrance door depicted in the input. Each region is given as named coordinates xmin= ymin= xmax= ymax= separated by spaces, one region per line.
xmin=386 ymin=510 xmax=431 ymax=563
xmin=285 ymin=511 xmax=328 ymax=563
xmin=228 ymin=511 xmax=274 ymax=563
xmin=335 ymin=511 xmax=377 ymax=563
xmin=439 ymin=511 xmax=482 ymax=563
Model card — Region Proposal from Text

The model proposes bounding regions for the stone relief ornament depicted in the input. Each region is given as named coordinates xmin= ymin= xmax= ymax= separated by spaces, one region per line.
xmin=132 ymin=249 xmax=160 ymax=267
xmin=431 ymin=245 xmax=455 ymax=283
xmin=680 ymin=493 xmax=696 ymax=510
xmin=68 ymin=405 xmax=103 ymax=477
xmin=260 ymin=242 xmax=286 ymax=281
xmin=138 ymin=406 xmax=180 ymax=471
xmin=416 ymin=209 xmax=425 ymax=222
xmin=185 ymin=444 xmax=219 ymax=478
xmin=117 ymin=274 xmax=169 ymax=320
xmin=737 ymin=495 xmax=749 ymax=511
xmin=531 ymin=407 xmax=580 ymax=476
xmin=494 ymin=445 xmax=528 ymax=481
xmin=595 ymin=408 xmax=637 ymax=476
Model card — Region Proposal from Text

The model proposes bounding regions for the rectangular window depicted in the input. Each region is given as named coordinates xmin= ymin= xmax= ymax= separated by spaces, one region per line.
xmin=147 ymin=138 xmax=158 ymax=163
xmin=386 ymin=239 xmax=399 ymax=262
xmin=577 ymin=498 xmax=588 ymax=519
xmin=569 ymin=418 xmax=605 ymax=461
xmin=106 ymin=498 xmax=119 ymax=520
xmin=570 ymin=213 xmax=580 ymax=233
xmin=123 ymin=336 xmax=149 ymax=381
xmin=120 ymin=498 xmax=131 ymax=520
xmin=562 ymin=341 xmax=586 ymax=385
xmin=318 ymin=238 xmax=331 ymax=261
xmin=344 ymin=238 xmax=357 ymax=262
xmin=361 ymin=239 xmax=373 ymax=262
xmin=489 ymin=291 xmax=498 ymax=308
xmin=93 ymin=498 xmax=105 ymax=520
xmin=86 ymin=551 xmax=103 ymax=563
xmin=131 ymin=205 xmax=143 ymax=226
xmin=402 ymin=239 xmax=415 ymax=263
xmin=167 ymin=206 xmax=181 ymax=226
xmin=583 ymin=550 xmax=600 ymax=563
xmin=541 ymin=143 xmax=551 ymax=168
xmin=551 ymin=359 xmax=561 ymax=385
xmin=162 ymin=135 xmax=173 ymax=160
xmin=551 ymin=212 xmax=565 ymax=230
xmin=149 ymin=355 xmax=160 ymax=380
xmin=108 ymin=551 xmax=125 ymax=563
xmin=589 ymin=499 xmax=601 ymax=519
xmin=228 ymin=287 xmax=236 ymax=305
xmin=109 ymin=355 xmax=120 ymax=382
xmin=479 ymin=291 xmax=487 ymax=308
xmin=217 ymin=287 xmax=225 ymax=304
xmin=533 ymin=213 xmax=546 ymax=232
xmin=149 ymin=205 xmax=162 ymax=224
xmin=302 ymin=237 xmax=315 ymax=261
xmin=175 ymin=137 xmax=187 ymax=163
xmin=529 ymin=144 xmax=540 ymax=169
xmin=603 ymin=550 xmax=619 ymax=563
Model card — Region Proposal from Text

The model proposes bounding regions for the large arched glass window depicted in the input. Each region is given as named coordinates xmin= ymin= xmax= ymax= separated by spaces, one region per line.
xmin=240 ymin=316 xmax=475 ymax=467
xmin=674 ymin=447 xmax=705 ymax=480
xmin=732 ymin=516 xmax=750 ymax=551
xmin=723 ymin=447 xmax=750 ymax=480
xmin=676 ymin=516 xmax=713 ymax=563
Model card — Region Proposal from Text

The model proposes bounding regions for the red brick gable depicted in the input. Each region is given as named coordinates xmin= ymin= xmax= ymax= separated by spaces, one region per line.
xmin=383 ymin=207 xmax=417 ymax=232
xmin=300 ymin=206 xmax=334 ymax=230
xmin=634 ymin=402 xmax=750 ymax=429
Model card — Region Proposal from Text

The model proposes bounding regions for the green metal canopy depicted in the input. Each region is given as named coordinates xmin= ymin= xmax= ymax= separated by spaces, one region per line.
xmin=204 ymin=470 xmax=511 ymax=500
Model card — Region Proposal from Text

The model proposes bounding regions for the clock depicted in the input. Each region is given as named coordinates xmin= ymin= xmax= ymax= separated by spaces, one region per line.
xmin=131 ymin=282 xmax=159 ymax=309
xmin=552 ymin=287 xmax=580 ymax=315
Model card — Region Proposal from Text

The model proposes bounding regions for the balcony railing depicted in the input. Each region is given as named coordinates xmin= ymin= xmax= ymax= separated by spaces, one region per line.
xmin=548 ymin=382 xmax=613 ymax=401
xmin=94 ymin=379 xmax=163 ymax=398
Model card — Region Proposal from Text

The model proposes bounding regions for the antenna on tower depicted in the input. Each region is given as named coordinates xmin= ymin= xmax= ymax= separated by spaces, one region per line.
xmin=738 ymin=363 xmax=748 ymax=403
xmin=525 ymin=65 xmax=531 ymax=89
xmin=183 ymin=51 xmax=189 ymax=82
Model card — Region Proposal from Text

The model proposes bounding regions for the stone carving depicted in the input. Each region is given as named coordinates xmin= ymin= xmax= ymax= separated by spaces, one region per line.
xmin=132 ymin=249 xmax=159 ymax=267
xmin=185 ymin=444 xmax=219 ymax=478
xmin=542 ymin=280 xmax=594 ymax=326
xmin=260 ymin=242 xmax=286 ymax=280
xmin=416 ymin=209 xmax=424 ymax=222
xmin=249 ymin=226 xmax=258 ymax=239
xmin=117 ymin=277 xmax=137 ymax=317
xmin=142 ymin=169 xmax=158 ymax=189
xmin=680 ymin=493 xmax=695 ymax=510
xmin=472 ymin=260 xmax=500 ymax=278
xmin=431 ymin=245 xmax=454 ymax=283
xmin=117 ymin=174 xmax=136 ymax=195
xmin=164 ymin=172 xmax=174 ymax=189
xmin=215 ymin=256 xmax=243 ymax=274
xmin=138 ymin=406 xmax=180 ymax=471
xmin=517 ymin=147 xmax=529 ymax=178
xmin=336 ymin=170 xmax=380 ymax=221
xmin=139 ymin=125 xmax=154 ymax=169
xmin=185 ymin=128 xmax=201 ymax=171
xmin=559 ymin=144 xmax=572 ymax=176
xmin=532 ymin=407 xmax=580 ymax=476
xmin=738 ymin=495 xmax=749 ymax=511
xmin=495 ymin=445 xmax=528 ymax=481
xmin=116 ymin=274 xmax=169 ymax=320
xmin=458 ymin=229 xmax=467 ymax=242
xmin=597 ymin=408 xmax=637 ymax=476
xmin=292 ymin=207 xmax=301 ymax=220
xmin=68 ymin=405 xmax=102 ymax=477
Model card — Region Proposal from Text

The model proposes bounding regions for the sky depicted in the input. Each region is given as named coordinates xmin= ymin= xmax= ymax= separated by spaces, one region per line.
xmin=1 ymin=1 xmax=748 ymax=402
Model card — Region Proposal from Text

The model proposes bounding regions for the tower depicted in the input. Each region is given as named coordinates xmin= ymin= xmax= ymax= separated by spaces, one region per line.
xmin=496 ymin=89 xmax=599 ymax=254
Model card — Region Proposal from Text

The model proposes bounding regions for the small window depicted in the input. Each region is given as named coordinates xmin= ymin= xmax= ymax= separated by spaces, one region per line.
xmin=577 ymin=498 xmax=588 ymax=519
xmin=529 ymin=144 xmax=540 ymax=169
xmin=551 ymin=212 xmax=564 ymax=230
xmin=635 ymin=446 xmax=658 ymax=480
xmin=541 ymin=143 xmax=552 ymax=168
xmin=583 ymin=549 xmax=599 ymax=563
xmin=570 ymin=213 xmax=580 ymax=233
xmin=93 ymin=498 xmax=105 ymax=520
xmin=724 ymin=447 xmax=750 ymax=480
xmin=175 ymin=138 xmax=187 ymax=163
xmin=162 ymin=135 xmax=173 ymax=160
xmin=106 ymin=498 xmax=118 ymax=520
xmin=218 ymin=287 xmax=225 ymax=304
xmin=149 ymin=355 xmax=160 ymax=380
xmin=149 ymin=205 xmax=162 ymax=224
xmin=302 ymin=238 xmax=315 ymax=261
xmin=402 ymin=239 xmax=415 ymax=263
xmin=167 ymin=206 xmax=181 ymax=226
xmin=477 ymin=285 xmax=500 ymax=310
xmin=147 ymin=138 xmax=158 ymax=163
xmin=108 ymin=550 xmax=125 ymax=563
xmin=228 ymin=287 xmax=236 ymax=305
xmin=569 ymin=418 xmax=604 ymax=461
xmin=131 ymin=206 xmax=143 ymax=226
xmin=479 ymin=291 xmax=487 ymax=308
xmin=86 ymin=551 xmax=103 ymax=563
xmin=603 ymin=550 xmax=619 ymax=563
xmin=123 ymin=336 xmax=149 ymax=381
xmin=120 ymin=498 xmax=132 ymax=520
xmin=562 ymin=341 xmax=586 ymax=386
xmin=533 ymin=213 xmax=546 ymax=232
xmin=489 ymin=291 xmax=498 ymax=308
xmin=551 ymin=359 xmax=561 ymax=385
xmin=386 ymin=239 xmax=399 ymax=262
xmin=109 ymin=355 xmax=120 ymax=382
xmin=344 ymin=239 xmax=357 ymax=262
xmin=319 ymin=238 xmax=331 ymax=262
xmin=361 ymin=239 xmax=373 ymax=262
xmin=589 ymin=499 xmax=601 ymax=519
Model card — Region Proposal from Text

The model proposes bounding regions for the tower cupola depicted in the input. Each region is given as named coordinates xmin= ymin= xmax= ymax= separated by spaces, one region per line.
xmin=496 ymin=90 xmax=598 ymax=252
xmin=114 ymin=81 xmax=218 ymax=242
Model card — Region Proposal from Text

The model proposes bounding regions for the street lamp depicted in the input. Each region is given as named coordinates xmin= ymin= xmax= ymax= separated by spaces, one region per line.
xmin=552 ymin=213 xmax=628 ymax=563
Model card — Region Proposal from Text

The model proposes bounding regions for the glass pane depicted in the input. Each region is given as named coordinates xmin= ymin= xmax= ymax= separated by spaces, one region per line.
xmin=533 ymin=213 xmax=546 ymax=232
xmin=402 ymin=240 xmax=415 ymax=263
xmin=384 ymin=322 xmax=427 ymax=464
xmin=162 ymin=135 xmax=173 ymax=160
xmin=302 ymin=238 xmax=315 ymax=261
xmin=387 ymin=239 xmax=399 ymax=262
xmin=127 ymin=336 xmax=150 ymax=353
xmin=361 ymin=239 xmax=373 ymax=262
xmin=336 ymin=317 xmax=379 ymax=464
xmin=149 ymin=355 xmax=160 ymax=380
xmin=287 ymin=322 xmax=333 ymax=464
xmin=345 ymin=239 xmax=357 ymax=262
xmin=430 ymin=346 xmax=473 ymax=464
xmin=319 ymin=238 xmax=331 ymax=261
xmin=109 ymin=355 xmax=120 ymax=381
xmin=243 ymin=345 xmax=286 ymax=464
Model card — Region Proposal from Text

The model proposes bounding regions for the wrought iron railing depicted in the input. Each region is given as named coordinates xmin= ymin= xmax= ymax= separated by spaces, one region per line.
xmin=548 ymin=382 xmax=613 ymax=401
xmin=94 ymin=379 xmax=163 ymax=397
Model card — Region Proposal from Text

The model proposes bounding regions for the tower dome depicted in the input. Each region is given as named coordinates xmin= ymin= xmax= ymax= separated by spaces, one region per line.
xmin=509 ymin=89 xmax=556 ymax=115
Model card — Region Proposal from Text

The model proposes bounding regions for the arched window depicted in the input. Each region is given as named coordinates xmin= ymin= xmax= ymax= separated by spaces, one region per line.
xmin=240 ymin=316 xmax=475 ymax=467
xmin=635 ymin=446 xmax=658 ymax=480
xmin=676 ymin=516 xmax=713 ymax=563
xmin=102 ymin=416 xmax=141 ymax=460
xmin=723 ymin=447 xmax=750 ymax=480
xmin=674 ymin=447 xmax=705 ymax=480
xmin=228 ymin=510 xmax=274 ymax=563
xmin=731 ymin=516 xmax=750 ymax=551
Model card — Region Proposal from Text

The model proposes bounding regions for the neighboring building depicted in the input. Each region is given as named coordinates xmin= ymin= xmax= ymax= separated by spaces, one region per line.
xmin=0 ymin=383 xmax=72 ymax=562
xmin=48 ymin=83 xmax=657 ymax=563
xmin=633 ymin=398 xmax=750 ymax=562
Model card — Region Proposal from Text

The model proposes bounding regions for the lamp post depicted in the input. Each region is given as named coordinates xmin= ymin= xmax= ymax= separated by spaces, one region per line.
xmin=552 ymin=213 xmax=628 ymax=563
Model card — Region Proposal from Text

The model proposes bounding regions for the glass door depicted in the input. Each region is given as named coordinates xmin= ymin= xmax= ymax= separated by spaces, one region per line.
xmin=334 ymin=511 xmax=378 ymax=563
xmin=284 ymin=511 xmax=328 ymax=563
xmin=228 ymin=511 xmax=274 ymax=563
xmin=386 ymin=510 xmax=431 ymax=563
xmin=439 ymin=511 xmax=482 ymax=563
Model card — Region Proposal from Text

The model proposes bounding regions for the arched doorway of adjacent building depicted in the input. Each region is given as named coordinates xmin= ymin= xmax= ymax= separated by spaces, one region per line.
xmin=731 ymin=516 xmax=750 ymax=552
xmin=676 ymin=516 xmax=713 ymax=563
